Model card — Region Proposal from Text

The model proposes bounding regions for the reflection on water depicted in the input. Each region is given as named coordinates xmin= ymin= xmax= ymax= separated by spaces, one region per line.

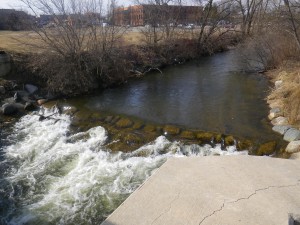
xmin=71 ymin=51 xmax=278 ymax=142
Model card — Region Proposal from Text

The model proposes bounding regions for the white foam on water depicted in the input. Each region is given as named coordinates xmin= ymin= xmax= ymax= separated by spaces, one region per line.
xmin=2 ymin=110 xmax=247 ymax=225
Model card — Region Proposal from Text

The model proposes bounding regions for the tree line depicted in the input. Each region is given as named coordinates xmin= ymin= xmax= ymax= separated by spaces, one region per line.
xmin=12 ymin=0 xmax=300 ymax=96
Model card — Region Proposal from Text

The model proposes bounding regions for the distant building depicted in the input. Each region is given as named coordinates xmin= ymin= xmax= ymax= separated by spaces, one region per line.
xmin=113 ymin=5 xmax=202 ymax=27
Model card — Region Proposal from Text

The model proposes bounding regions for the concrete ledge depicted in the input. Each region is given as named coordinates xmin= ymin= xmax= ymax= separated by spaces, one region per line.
xmin=102 ymin=156 xmax=300 ymax=225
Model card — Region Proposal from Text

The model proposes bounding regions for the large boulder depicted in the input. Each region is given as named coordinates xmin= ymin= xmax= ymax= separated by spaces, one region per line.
xmin=257 ymin=141 xmax=277 ymax=156
xmin=272 ymin=125 xmax=292 ymax=135
xmin=14 ymin=91 xmax=29 ymax=102
xmin=1 ymin=103 xmax=24 ymax=115
xmin=285 ymin=141 xmax=300 ymax=153
xmin=25 ymin=84 xmax=38 ymax=95
xmin=284 ymin=128 xmax=300 ymax=142
xmin=271 ymin=116 xmax=288 ymax=126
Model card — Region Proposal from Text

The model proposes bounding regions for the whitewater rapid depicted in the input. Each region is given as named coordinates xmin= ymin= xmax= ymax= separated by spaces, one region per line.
xmin=0 ymin=109 xmax=247 ymax=225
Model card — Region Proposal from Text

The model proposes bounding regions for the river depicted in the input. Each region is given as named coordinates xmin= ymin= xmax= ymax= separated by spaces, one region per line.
xmin=0 ymin=50 xmax=281 ymax=225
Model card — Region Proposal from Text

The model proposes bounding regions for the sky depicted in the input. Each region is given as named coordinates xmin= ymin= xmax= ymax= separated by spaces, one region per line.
xmin=0 ymin=0 xmax=134 ymax=10
xmin=0 ymin=0 xmax=194 ymax=11
xmin=0 ymin=0 xmax=23 ymax=9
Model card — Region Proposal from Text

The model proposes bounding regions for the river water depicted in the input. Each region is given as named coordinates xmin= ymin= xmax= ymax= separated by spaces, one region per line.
xmin=0 ymin=51 xmax=279 ymax=225
xmin=70 ymin=50 xmax=278 ymax=142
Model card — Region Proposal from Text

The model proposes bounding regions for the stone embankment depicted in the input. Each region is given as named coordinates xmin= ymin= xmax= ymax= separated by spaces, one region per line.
xmin=266 ymin=61 xmax=300 ymax=158
xmin=0 ymin=80 xmax=50 ymax=118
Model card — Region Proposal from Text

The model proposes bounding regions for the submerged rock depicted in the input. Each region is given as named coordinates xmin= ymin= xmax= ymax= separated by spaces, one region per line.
xmin=116 ymin=118 xmax=133 ymax=128
xmin=196 ymin=132 xmax=214 ymax=143
xmin=1 ymin=103 xmax=24 ymax=115
xmin=257 ymin=141 xmax=276 ymax=156
xmin=143 ymin=124 xmax=156 ymax=133
xmin=225 ymin=136 xmax=235 ymax=146
xmin=124 ymin=133 xmax=143 ymax=145
xmin=284 ymin=128 xmax=300 ymax=142
xmin=237 ymin=140 xmax=253 ymax=151
xmin=163 ymin=125 xmax=181 ymax=135
xmin=180 ymin=130 xmax=196 ymax=140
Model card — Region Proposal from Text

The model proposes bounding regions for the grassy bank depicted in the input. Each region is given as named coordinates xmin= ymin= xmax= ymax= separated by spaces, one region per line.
xmin=0 ymin=29 xmax=239 ymax=97
xmin=267 ymin=60 xmax=300 ymax=128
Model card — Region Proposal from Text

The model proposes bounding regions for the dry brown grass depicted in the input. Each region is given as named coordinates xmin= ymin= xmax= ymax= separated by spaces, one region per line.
xmin=0 ymin=31 xmax=40 ymax=53
xmin=268 ymin=61 xmax=300 ymax=126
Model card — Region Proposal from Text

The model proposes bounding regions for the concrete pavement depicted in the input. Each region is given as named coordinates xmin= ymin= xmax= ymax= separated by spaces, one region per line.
xmin=102 ymin=156 xmax=300 ymax=225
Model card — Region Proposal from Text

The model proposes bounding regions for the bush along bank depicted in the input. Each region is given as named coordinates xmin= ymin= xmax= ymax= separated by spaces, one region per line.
xmin=1 ymin=32 xmax=240 ymax=98
xmin=266 ymin=60 xmax=300 ymax=158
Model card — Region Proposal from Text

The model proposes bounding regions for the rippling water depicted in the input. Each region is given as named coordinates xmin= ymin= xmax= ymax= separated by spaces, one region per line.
xmin=0 ymin=108 xmax=247 ymax=225
xmin=69 ymin=51 xmax=280 ymax=142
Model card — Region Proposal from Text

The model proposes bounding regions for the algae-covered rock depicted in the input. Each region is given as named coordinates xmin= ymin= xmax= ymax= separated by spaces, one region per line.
xmin=225 ymin=136 xmax=235 ymax=146
xmin=144 ymin=124 xmax=157 ymax=133
xmin=180 ymin=130 xmax=196 ymax=140
xmin=132 ymin=121 xmax=144 ymax=130
xmin=237 ymin=140 xmax=253 ymax=151
xmin=124 ymin=133 xmax=143 ymax=145
xmin=257 ymin=141 xmax=277 ymax=156
xmin=74 ymin=111 xmax=92 ymax=121
xmin=104 ymin=115 xmax=114 ymax=123
xmin=163 ymin=125 xmax=181 ymax=135
xmin=214 ymin=134 xmax=223 ymax=143
xmin=116 ymin=118 xmax=133 ymax=128
xmin=196 ymin=132 xmax=213 ymax=142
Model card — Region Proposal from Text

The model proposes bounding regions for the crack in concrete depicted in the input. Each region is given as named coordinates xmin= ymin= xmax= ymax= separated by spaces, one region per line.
xmin=151 ymin=190 xmax=181 ymax=225
xmin=198 ymin=182 xmax=300 ymax=225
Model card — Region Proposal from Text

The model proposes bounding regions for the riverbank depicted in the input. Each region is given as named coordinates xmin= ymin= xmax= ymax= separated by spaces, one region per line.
xmin=266 ymin=60 xmax=300 ymax=158
xmin=0 ymin=48 xmax=290 ymax=158
xmin=0 ymin=29 xmax=240 ymax=97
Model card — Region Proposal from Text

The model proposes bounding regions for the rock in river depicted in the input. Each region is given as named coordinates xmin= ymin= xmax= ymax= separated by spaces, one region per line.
xmin=1 ymin=103 xmax=24 ymax=115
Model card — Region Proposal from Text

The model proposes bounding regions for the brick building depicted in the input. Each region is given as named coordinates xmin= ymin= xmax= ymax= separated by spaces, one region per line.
xmin=113 ymin=5 xmax=202 ymax=27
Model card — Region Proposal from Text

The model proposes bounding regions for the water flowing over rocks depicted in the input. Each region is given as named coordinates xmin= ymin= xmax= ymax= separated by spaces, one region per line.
xmin=0 ymin=81 xmax=53 ymax=116
xmin=0 ymin=107 xmax=250 ymax=225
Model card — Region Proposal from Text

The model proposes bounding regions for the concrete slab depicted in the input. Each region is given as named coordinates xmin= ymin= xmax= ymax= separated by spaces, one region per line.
xmin=102 ymin=156 xmax=300 ymax=225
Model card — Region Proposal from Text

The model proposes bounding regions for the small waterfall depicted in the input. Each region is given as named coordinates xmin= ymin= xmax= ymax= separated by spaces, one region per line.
xmin=0 ymin=109 xmax=247 ymax=225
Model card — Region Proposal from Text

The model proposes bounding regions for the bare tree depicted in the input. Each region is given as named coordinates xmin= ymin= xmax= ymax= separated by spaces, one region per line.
xmin=19 ymin=0 xmax=127 ymax=95
xmin=281 ymin=0 xmax=300 ymax=49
